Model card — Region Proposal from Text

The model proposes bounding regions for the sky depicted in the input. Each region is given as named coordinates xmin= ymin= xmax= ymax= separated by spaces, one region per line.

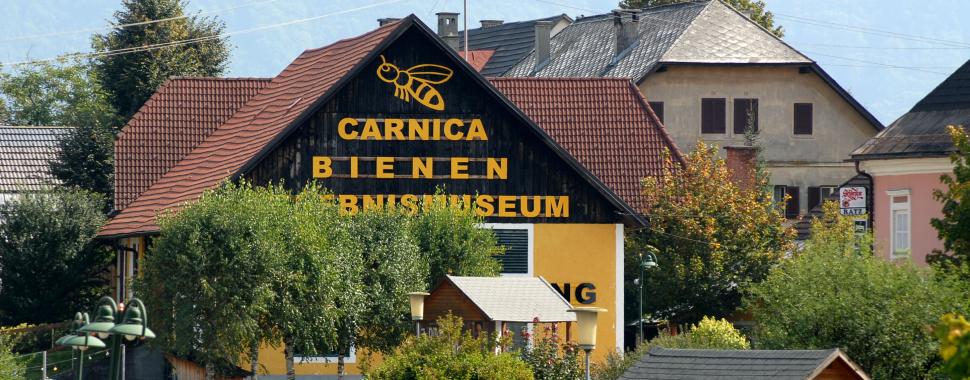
xmin=0 ymin=0 xmax=968 ymax=126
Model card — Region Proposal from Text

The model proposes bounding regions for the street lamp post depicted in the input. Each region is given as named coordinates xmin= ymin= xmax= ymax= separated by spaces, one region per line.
xmin=637 ymin=246 xmax=659 ymax=346
xmin=569 ymin=307 xmax=606 ymax=380
xmin=56 ymin=312 xmax=106 ymax=380
xmin=62 ymin=296 xmax=154 ymax=380
xmin=407 ymin=292 xmax=430 ymax=336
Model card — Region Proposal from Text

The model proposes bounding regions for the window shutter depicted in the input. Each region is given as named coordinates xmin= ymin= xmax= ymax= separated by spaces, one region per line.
xmin=785 ymin=186 xmax=800 ymax=218
xmin=733 ymin=98 xmax=758 ymax=134
xmin=807 ymin=186 xmax=821 ymax=211
xmin=493 ymin=229 xmax=528 ymax=274
xmin=648 ymin=101 xmax=664 ymax=124
xmin=702 ymin=98 xmax=726 ymax=134
xmin=794 ymin=103 xmax=813 ymax=135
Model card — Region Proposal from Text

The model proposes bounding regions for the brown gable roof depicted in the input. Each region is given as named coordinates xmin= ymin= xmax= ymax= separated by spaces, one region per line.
xmin=114 ymin=77 xmax=270 ymax=210
xmin=98 ymin=19 xmax=404 ymax=238
xmin=490 ymin=78 xmax=683 ymax=211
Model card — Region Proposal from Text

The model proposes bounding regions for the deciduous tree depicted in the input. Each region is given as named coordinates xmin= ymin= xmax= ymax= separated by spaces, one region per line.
xmin=930 ymin=125 xmax=970 ymax=267
xmin=0 ymin=188 xmax=112 ymax=324
xmin=410 ymin=198 xmax=502 ymax=287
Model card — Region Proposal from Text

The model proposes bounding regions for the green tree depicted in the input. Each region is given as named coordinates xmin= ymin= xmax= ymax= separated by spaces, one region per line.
xmin=411 ymin=198 xmax=502 ymax=287
xmin=367 ymin=314 xmax=534 ymax=380
xmin=93 ymin=0 xmax=230 ymax=119
xmin=747 ymin=201 xmax=965 ymax=379
xmin=0 ymin=335 xmax=25 ymax=380
xmin=630 ymin=142 xmax=794 ymax=325
xmin=593 ymin=316 xmax=748 ymax=380
xmin=930 ymin=125 xmax=970 ymax=267
xmin=0 ymin=60 xmax=119 ymax=196
xmin=0 ymin=188 xmax=112 ymax=325
xmin=618 ymin=0 xmax=784 ymax=37
xmin=136 ymin=182 xmax=282 ymax=377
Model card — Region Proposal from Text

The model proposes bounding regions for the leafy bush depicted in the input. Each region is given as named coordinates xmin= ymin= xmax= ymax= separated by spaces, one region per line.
xmin=592 ymin=316 xmax=748 ymax=380
xmin=520 ymin=319 xmax=583 ymax=380
xmin=367 ymin=315 xmax=533 ymax=380
xmin=0 ymin=334 xmax=25 ymax=380
xmin=747 ymin=202 xmax=966 ymax=379
xmin=937 ymin=312 xmax=970 ymax=379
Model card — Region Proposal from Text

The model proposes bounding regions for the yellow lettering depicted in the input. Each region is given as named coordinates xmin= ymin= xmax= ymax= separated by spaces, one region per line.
xmin=475 ymin=195 xmax=495 ymax=217
xmin=444 ymin=118 xmax=464 ymax=140
xmin=449 ymin=194 xmax=473 ymax=210
xmin=545 ymin=196 xmax=569 ymax=217
xmin=412 ymin=157 xmax=433 ymax=179
xmin=350 ymin=156 xmax=359 ymax=178
xmin=401 ymin=194 xmax=419 ymax=214
xmin=451 ymin=157 xmax=469 ymax=179
xmin=338 ymin=118 xmax=359 ymax=140
xmin=385 ymin=119 xmax=405 ymax=140
xmin=521 ymin=196 xmax=542 ymax=217
xmin=498 ymin=195 xmax=516 ymax=217
xmin=376 ymin=157 xmax=394 ymax=179
xmin=321 ymin=194 xmax=336 ymax=203
xmin=312 ymin=156 xmax=333 ymax=178
xmin=361 ymin=119 xmax=381 ymax=140
xmin=486 ymin=158 xmax=508 ymax=180
xmin=467 ymin=119 xmax=487 ymax=140
xmin=362 ymin=195 xmax=384 ymax=211
xmin=432 ymin=119 xmax=442 ymax=140
xmin=338 ymin=195 xmax=359 ymax=215
xmin=409 ymin=119 xmax=429 ymax=140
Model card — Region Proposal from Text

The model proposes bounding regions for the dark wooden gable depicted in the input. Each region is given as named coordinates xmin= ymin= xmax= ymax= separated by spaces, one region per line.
xmin=249 ymin=24 xmax=623 ymax=223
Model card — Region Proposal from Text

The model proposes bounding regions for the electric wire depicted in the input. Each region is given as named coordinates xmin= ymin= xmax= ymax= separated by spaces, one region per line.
xmin=773 ymin=12 xmax=970 ymax=49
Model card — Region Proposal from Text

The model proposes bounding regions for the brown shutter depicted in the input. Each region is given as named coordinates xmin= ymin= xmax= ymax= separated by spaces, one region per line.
xmin=786 ymin=186 xmax=800 ymax=218
xmin=807 ymin=186 xmax=821 ymax=211
xmin=648 ymin=101 xmax=664 ymax=124
xmin=734 ymin=98 xmax=758 ymax=134
xmin=702 ymin=98 xmax=726 ymax=134
xmin=794 ymin=103 xmax=813 ymax=135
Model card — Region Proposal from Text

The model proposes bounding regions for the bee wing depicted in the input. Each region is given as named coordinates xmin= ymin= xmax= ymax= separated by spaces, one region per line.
xmin=404 ymin=64 xmax=453 ymax=84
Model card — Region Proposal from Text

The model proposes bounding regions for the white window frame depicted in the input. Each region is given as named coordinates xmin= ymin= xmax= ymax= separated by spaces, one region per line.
xmin=480 ymin=223 xmax=534 ymax=277
xmin=887 ymin=189 xmax=911 ymax=260
xmin=295 ymin=345 xmax=356 ymax=364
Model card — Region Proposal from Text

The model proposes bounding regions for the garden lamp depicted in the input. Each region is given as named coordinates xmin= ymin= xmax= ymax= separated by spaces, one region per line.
xmin=638 ymin=246 xmax=659 ymax=346
xmin=109 ymin=298 xmax=155 ymax=341
xmin=79 ymin=297 xmax=119 ymax=339
xmin=57 ymin=312 xmax=106 ymax=380
xmin=408 ymin=292 xmax=430 ymax=335
xmin=569 ymin=307 xmax=607 ymax=380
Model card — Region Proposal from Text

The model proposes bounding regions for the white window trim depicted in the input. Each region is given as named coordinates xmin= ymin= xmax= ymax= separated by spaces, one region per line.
xmin=295 ymin=345 xmax=356 ymax=364
xmin=887 ymin=189 xmax=911 ymax=260
xmin=480 ymin=223 xmax=534 ymax=276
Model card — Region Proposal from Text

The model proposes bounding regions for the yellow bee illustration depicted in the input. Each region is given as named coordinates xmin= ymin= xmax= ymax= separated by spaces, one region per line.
xmin=377 ymin=55 xmax=453 ymax=111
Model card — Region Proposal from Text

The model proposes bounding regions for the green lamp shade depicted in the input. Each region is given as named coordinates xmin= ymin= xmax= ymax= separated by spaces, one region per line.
xmin=58 ymin=334 xmax=106 ymax=350
xmin=79 ymin=304 xmax=116 ymax=338
xmin=109 ymin=323 xmax=155 ymax=340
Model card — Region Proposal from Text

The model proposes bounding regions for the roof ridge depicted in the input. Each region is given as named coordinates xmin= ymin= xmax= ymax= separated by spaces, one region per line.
xmin=489 ymin=77 xmax=633 ymax=81
xmin=166 ymin=76 xmax=273 ymax=81
xmin=0 ymin=125 xmax=74 ymax=129
xmin=707 ymin=0 xmax=813 ymax=63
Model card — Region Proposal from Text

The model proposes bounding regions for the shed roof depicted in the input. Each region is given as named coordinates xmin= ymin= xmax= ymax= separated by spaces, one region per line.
xmin=444 ymin=275 xmax=575 ymax=323
xmin=459 ymin=15 xmax=570 ymax=76
xmin=621 ymin=347 xmax=870 ymax=380
xmin=0 ymin=126 xmax=70 ymax=193
xmin=853 ymin=58 xmax=970 ymax=160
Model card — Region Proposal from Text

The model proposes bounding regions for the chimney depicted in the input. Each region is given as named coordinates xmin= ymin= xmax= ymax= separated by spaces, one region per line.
xmin=377 ymin=18 xmax=400 ymax=26
xmin=725 ymin=146 xmax=759 ymax=191
xmin=437 ymin=12 xmax=460 ymax=51
xmin=534 ymin=20 xmax=553 ymax=67
xmin=613 ymin=9 xmax=640 ymax=54
xmin=480 ymin=19 xmax=504 ymax=28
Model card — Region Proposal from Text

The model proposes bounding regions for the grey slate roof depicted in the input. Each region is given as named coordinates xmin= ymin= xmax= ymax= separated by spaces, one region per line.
xmin=445 ymin=275 xmax=576 ymax=323
xmin=0 ymin=126 xmax=70 ymax=193
xmin=621 ymin=347 xmax=869 ymax=380
xmin=505 ymin=1 xmax=809 ymax=80
xmin=458 ymin=15 xmax=570 ymax=76
xmin=853 ymin=59 xmax=970 ymax=159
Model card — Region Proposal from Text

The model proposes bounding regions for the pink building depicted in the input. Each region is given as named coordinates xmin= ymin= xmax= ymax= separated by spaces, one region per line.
xmin=851 ymin=59 xmax=968 ymax=265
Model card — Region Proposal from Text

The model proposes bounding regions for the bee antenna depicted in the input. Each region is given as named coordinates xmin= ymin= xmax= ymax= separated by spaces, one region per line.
xmin=379 ymin=55 xmax=386 ymax=64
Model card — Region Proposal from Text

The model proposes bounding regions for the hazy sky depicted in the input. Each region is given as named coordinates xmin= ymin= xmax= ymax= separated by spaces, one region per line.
xmin=1 ymin=0 xmax=968 ymax=125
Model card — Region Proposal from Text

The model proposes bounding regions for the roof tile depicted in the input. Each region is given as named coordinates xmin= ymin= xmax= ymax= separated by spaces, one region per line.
xmin=0 ymin=126 xmax=70 ymax=193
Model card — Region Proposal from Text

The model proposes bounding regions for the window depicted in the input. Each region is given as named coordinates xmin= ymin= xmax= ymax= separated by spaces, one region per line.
xmin=648 ymin=101 xmax=664 ymax=124
xmin=701 ymin=98 xmax=726 ymax=134
xmin=773 ymin=185 xmax=800 ymax=219
xmin=733 ymin=98 xmax=758 ymax=134
xmin=888 ymin=190 xmax=911 ymax=259
xmin=493 ymin=224 xmax=532 ymax=274
xmin=794 ymin=103 xmax=813 ymax=135
xmin=807 ymin=186 xmax=838 ymax=211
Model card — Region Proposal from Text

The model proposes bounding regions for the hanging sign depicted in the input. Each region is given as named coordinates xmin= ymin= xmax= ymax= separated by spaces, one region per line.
xmin=839 ymin=186 xmax=867 ymax=216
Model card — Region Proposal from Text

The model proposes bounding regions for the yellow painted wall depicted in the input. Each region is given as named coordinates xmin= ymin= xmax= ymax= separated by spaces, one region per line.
xmin=534 ymin=223 xmax=620 ymax=363
xmin=253 ymin=343 xmax=375 ymax=377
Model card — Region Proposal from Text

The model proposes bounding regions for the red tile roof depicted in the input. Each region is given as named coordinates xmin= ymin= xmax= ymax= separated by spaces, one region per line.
xmin=98 ymin=19 xmax=403 ymax=237
xmin=458 ymin=50 xmax=495 ymax=72
xmin=490 ymin=78 xmax=683 ymax=211
xmin=114 ymin=77 xmax=270 ymax=210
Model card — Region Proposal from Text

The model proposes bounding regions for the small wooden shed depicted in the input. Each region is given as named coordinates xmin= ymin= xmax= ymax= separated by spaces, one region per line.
xmin=423 ymin=275 xmax=576 ymax=340
xmin=620 ymin=347 xmax=871 ymax=380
